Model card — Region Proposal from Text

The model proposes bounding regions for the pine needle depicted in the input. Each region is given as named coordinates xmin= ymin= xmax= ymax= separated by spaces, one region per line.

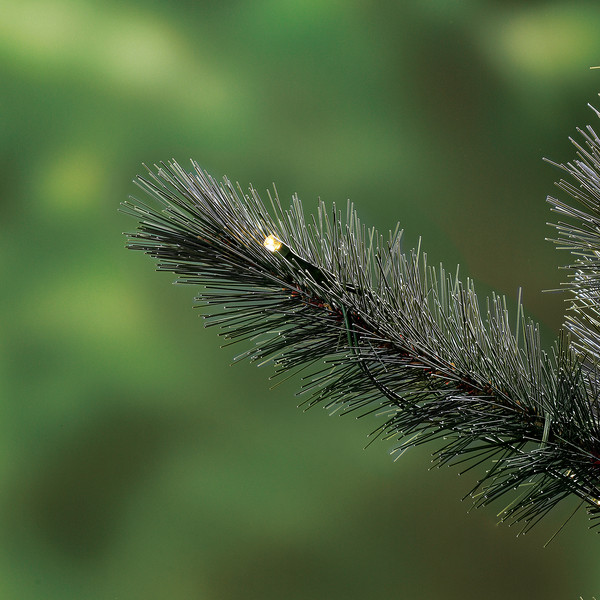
xmin=123 ymin=122 xmax=600 ymax=534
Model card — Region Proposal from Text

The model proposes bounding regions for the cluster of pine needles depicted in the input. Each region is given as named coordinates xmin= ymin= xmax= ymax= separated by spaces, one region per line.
xmin=123 ymin=105 xmax=600 ymax=536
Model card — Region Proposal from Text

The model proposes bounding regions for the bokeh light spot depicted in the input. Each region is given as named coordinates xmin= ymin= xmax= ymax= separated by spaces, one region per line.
xmin=486 ymin=5 xmax=600 ymax=78
xmin=38 ymin=149 xmax=104 ymax=213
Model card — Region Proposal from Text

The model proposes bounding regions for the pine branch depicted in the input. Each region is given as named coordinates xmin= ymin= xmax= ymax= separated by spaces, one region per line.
xmin=123 ymin=153 xmax=600 ymax=534
xmin=548 ymin=106 xmax=600 ymax=367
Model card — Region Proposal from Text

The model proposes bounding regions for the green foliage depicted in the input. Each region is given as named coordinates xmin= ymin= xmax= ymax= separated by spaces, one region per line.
xmin=124 ymin=123 xmax=600 ymax=533
xmin=548 ymin=113 xmax=600 ymax=365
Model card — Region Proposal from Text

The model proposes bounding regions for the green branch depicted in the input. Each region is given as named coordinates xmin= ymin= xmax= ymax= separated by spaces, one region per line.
xmin=123 ymin=115 xmax=600 ymax=534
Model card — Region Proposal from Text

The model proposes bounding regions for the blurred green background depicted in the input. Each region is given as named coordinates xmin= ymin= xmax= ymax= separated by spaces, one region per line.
xmin=3 ymin=1 xmax=600 ymax=598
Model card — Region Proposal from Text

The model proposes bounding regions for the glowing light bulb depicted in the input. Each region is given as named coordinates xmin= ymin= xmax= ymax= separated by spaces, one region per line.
xmin=263 ymin=235 xmax=283 ymax=253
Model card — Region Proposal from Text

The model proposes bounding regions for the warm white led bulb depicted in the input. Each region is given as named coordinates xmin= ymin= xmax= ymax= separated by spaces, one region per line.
xmin=263 ymin=235 xmax=283 ymax=253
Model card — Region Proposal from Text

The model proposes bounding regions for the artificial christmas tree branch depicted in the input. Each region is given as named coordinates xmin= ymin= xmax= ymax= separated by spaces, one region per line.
xmin=123 ymin=107 xmax=600 ymax=535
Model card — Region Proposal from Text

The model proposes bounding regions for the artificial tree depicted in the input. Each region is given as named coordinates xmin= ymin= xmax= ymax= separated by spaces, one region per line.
xmin=122 ymin=103 xmax=600 ymax=539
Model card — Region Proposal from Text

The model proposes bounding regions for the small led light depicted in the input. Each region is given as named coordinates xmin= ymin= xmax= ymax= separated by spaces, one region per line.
xmin=263 ymin=235 xmax=283 ymax=253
